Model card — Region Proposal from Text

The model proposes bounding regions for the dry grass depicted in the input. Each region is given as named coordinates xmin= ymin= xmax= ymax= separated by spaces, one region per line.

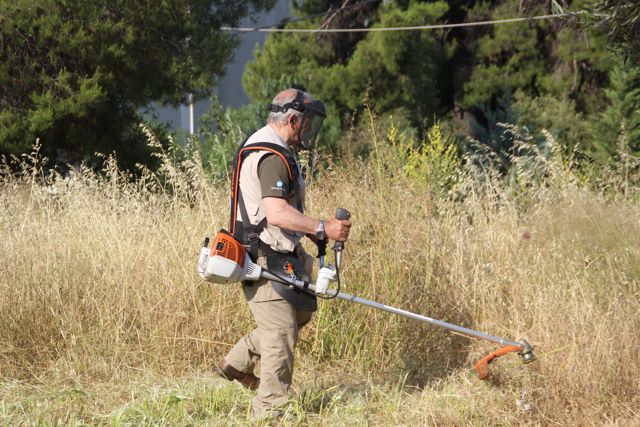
xmin=0 ymin=122 xmax=639 ymax=425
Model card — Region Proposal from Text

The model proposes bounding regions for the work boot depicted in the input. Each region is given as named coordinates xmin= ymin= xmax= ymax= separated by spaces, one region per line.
xmin=216 ymin=360 xmax=260 ymax=391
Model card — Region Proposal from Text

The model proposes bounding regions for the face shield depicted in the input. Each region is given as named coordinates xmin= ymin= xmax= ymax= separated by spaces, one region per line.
xmin=298 ymin=100 xmax=326 ymax=150
xmin=267 ymin=90 xmax=327 ymax=150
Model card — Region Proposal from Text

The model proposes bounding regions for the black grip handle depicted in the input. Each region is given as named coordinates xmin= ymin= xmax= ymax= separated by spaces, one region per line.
xmin=333 ymin=208 xmax=350 ymax=251
xmin=316 ymin=238 xmax=327 ymax=258
xmin=335 ymin=208 xmax=351 ymax=221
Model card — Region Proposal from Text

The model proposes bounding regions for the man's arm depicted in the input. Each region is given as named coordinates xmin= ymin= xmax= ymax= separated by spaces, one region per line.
xmin=263 ymin=197 xmax=351 ymax=241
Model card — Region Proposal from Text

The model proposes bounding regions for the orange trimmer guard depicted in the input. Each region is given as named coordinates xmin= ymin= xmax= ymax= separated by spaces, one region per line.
xmin=474 ymin=345 xmax=522 ymax=380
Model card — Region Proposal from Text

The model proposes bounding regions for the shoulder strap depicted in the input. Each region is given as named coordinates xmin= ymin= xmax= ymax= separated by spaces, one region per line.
xmin=229 ymin=142 xmax=299 ymax=235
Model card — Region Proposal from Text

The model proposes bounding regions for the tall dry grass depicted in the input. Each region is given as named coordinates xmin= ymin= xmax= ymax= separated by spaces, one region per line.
xmin=0 ymin=119 xmax=639 ymax=425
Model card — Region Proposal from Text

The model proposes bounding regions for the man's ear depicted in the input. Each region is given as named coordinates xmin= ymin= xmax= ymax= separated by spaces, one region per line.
xmin=289 ymin=114 xmax=298 ymax=126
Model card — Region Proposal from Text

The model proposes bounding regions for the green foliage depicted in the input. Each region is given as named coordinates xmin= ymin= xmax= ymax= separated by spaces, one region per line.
xmin=462 ymin=2 xmax=547 ymax=107
xmin=350 ymin=1 xmax=452 ymax=129
xmin=362 ymin=110 xmax=461 ymax=200
xmin=2 ymin=0 xmax=634 ymax=179
xmin=341 ymin=107 xmax=419 ymax=157
xmin=512 ymin=91 xmax=591 ymax=154
xmin=589 ymin=61 xmax=640 ymax=165
xmin=0 ymin=0 xmax=275 ymax=170
xmin=402 ymin=123 xmax=460 ymax=198
xmin=461 ymin=93 xmax=521 ymax=170
xmin=243 ymin=1 xmax=452 ymax=134
xmin=292 ymin=0 xmax=344 ymax=16
xmin=594 ymin=0 xmax=640 ymax=65
xmin=462 ymin=0 xmax=610 ymax=113
xmin=244 ymin=0 xmax=620 ymax=170
xmin=197 ymin=98 xmax=251 ymax=181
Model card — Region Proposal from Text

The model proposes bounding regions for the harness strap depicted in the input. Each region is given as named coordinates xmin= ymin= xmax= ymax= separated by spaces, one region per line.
xmin=235 ymin=185 xmax=267 ymax=259
xmin=229 ymin=141 xmax=301 ymax=258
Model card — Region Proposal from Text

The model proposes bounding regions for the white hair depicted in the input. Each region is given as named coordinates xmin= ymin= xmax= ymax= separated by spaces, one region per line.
xmin=267 ymin=89 xmax=308 ymax=125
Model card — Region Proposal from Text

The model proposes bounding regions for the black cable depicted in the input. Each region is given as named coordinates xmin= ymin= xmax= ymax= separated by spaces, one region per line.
xmin=264 ymin=248 xmax=343 ymax=300
xmin=267 ymin=269 xmax=318 ymax=298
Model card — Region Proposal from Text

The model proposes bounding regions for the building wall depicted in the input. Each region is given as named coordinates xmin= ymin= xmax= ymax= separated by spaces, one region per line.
xmin=149 ymin=0 xmax=291 ymax=132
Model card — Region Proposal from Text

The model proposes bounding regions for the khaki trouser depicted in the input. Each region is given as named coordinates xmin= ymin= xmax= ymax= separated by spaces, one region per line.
xmin=224 ymin=251 xmax=314 ymax=418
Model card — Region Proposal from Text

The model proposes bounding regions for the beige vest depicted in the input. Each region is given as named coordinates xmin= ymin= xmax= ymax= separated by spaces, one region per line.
xmin=237 ymin=126 xmax=306 ymax=253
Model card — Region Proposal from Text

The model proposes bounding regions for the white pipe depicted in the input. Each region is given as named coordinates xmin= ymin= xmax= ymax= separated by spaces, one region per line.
xmin=188 ymin=93 xmax=194 ymax=135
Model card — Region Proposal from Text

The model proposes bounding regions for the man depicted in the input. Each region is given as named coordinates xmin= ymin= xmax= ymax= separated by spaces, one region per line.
xmin=218 ymin=88 xmax=351 ymax=418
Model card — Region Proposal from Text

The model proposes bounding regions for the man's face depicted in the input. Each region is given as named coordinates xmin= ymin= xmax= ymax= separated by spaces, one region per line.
xmin=284 ymin=98 xmax=325 ymax=149
xmin=287 ymin=106 xmax=312 ymax=143
xmin=287 ymin=114 xmax=303 ymax=146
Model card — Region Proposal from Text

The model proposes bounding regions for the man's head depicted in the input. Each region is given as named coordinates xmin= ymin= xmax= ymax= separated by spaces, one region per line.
xmin=267 ymin=88 xmax=326 ymax=150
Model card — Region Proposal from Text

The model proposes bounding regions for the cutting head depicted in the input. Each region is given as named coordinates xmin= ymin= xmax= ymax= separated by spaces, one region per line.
xmin=518 ymin=340 xmax=536 ymax=364
xmin=474 ymin=340 xmax=536 ymax=380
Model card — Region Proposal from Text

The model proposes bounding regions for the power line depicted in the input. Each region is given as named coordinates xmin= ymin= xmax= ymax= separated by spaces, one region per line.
xmin=222 ymin=11 xmax=585 ymax=34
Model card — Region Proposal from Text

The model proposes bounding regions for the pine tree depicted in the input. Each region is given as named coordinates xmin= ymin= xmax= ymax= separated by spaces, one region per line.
xmin=0 ymin=0 xmax=275 ymax=169
xmin=590 ymin=62 xmax=640 ymax=164
xmin=243 ymin=1 xmax=451 ymax=134
xmin=595 ymin=0 xmax=640 ymax=65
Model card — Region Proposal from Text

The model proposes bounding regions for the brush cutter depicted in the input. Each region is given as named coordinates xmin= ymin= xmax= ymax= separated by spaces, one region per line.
xmin=197 ymin=208 xmax=536 ymax=379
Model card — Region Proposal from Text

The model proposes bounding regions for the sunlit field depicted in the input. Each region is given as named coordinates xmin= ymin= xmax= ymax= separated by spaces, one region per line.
xmin=1 ymin=121 xmax=639 ymax=425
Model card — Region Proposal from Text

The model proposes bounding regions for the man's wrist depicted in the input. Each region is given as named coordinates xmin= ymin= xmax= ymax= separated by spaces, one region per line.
xmin=315 ymin=219 xmax=327 ymax=240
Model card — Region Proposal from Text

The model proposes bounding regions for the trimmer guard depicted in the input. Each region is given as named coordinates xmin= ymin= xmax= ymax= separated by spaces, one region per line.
xmin=474 ymin=345 xmax=523 ymax=380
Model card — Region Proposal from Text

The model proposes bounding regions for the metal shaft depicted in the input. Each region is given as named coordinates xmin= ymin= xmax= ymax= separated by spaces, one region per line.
xmin=334 ymin=290 xmax=522 ymax=347
xmin=261 ymin=271 xmax=522 ymax=348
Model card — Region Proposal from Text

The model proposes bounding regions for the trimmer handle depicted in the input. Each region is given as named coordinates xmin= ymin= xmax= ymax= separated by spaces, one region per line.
xmin=333 ymin=208 xmax=350 ymax=251
xmin=335 ymin=208 xmax=350 ymax=221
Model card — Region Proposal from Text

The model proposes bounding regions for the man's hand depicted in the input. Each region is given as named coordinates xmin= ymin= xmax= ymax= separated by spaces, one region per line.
xmin=325 ymin=218 xmax=351 ymax=242
xmin=263 ymin=197 xmax=351 ymax=242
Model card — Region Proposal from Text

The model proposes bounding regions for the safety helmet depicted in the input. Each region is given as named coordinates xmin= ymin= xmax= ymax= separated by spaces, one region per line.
xmin=267 ymin=90 xmax=326 ymax=150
